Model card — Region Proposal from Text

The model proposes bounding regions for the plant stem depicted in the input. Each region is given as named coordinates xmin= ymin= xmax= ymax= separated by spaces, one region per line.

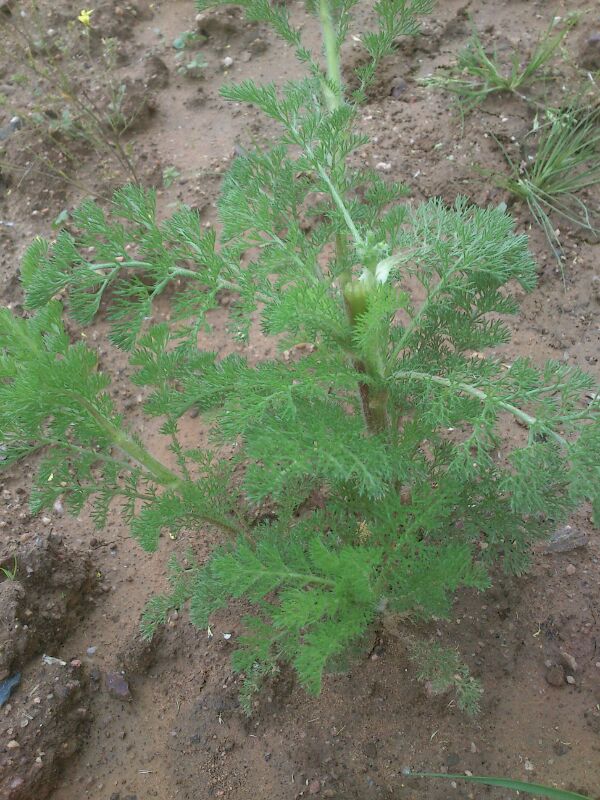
xmin=76 ymin=395 xmax=184 ymax=488
xmin=319 ymin=0 xmax=343 ymax=112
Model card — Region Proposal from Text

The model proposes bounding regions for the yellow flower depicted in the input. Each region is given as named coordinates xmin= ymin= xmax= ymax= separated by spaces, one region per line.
xmin=77 ymin=8 xmax=93 ymax=27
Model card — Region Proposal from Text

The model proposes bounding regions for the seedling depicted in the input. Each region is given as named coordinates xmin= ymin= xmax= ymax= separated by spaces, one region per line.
xmin=162 ymin=166 xmax=182 ymax=188
xmin=1 ymin=0 xmax=599 ymax=714
xmin=423 ymin=18 xmax=575 ymax=112
xmin=0 ymin=557 xmax=18 ymax=581
xmin=497 ymin=102 xmax=600 ymax=258
xmin=176 ymin=52 xmax=208 ymax=78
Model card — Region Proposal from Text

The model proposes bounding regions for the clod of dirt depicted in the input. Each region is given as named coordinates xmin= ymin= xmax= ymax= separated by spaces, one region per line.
xmin=105 ymin=671 xmax=131 ymax=701
xmin=0 ymin=533 xmax=93 ymax=681
xmin=90 ymin=0 xmax=153 ymax=41
xmin=112 ymin=78 xmax=158 ymax=133
xmin=389 ymin=78 xmax=408 ymax=99
xmin=545 ymin=663 xmax=566 ymax=687
xmin=578 ymin=31 xmax=600 ymax=70
xmin=0 ymin=662 xmax=91 ymax=800
xmin=144 ymin=54 xmax=170 ymax=91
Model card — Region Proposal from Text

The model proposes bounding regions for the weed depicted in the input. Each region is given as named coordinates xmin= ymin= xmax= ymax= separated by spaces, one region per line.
xmin=497 ymin=101 xmax=600 ymax=258
xmin=423 ymin=18 xmax=575 ymax=113
xmin=0 ymin=0 xmax=599 ymax=712
xmin=0 ymin=1 xmax=142 ymax=186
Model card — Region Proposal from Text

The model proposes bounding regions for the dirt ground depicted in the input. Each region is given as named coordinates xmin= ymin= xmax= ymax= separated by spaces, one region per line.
xmin=0 ymin=1 xmax=599 ymax=798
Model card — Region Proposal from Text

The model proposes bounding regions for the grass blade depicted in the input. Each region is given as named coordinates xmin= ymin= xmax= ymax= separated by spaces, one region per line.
xmin=416 ymin=772 xmax=593 ymax=799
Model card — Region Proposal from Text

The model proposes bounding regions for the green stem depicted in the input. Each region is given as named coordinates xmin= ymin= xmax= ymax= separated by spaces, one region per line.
xmin=319 ymin=0 xmax=343 ymax=112
xmin=75 ymin=395 xmax=184 ymax=489
xmin=392 ymin=370 xmax=568 ymax=446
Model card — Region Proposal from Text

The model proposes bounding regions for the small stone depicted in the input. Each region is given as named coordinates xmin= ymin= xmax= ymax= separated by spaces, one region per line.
xmin=308 ymin=779 xmax=321 ymax=794
xmin=6 ymin=739 xmax=19 ymax=749
xmin=375 ymin=161 xmax=392 ymax=172
xmin=105 ymin=672 xmax=131 ymax=701
xmin=470 ymin=742 xmax=477 ymax=753
xmin=222 ymin=56 xmax=234 ymax=68
xmin=565 ymin=564 xmax=577 ymax=576
xmin=86 ymin=646 xmax=97 ymax=657
xmin=53 ymin=499 xmax=64 ymax=515
xmin=545 ymin=664 xmax=565 ymax=687
xmin=566 ymin=675 xmax=575 ymax=685
xmin=524 ymin=760 xmax=534 ymax=772
xmin=543 ymin=525 xmax=588 ymax=553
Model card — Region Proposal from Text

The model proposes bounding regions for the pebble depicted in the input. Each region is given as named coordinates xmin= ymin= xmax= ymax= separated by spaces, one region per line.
xmin=308 ymin=779 xmax=321 ymax=794
xmin=86 ymin=646 xmax=97 ymax=657
xmin=565 ymin=563 xmax=577 ymax=576
xmin=524 ymin=760 xmax=534 ymax=772
xmin=566 ymin=675 xmax=575 ymax=685
xmin=375 ymin=162 xmax=392 ymax=172
xmin=222 ymin=56 xmax=234 ymax=68
xmin=7 ymin=739 xmax=19 ymax=749
xmin=560 ymin=651 xmax=578 ymax=673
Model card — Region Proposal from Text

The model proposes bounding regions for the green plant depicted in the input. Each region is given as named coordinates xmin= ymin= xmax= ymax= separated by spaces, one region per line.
xmin=176 ymin=52 xmax=208 ymax=78
xmin=416 ymin=772 xmax=593 ymax=800
xmin=497 ymin=102 xmax=600 ymax=258
xmin=162 ymin=165 xmax=182 ymax=188
xmin=423 ymin=18 xmax=575 ymax=113
xmin=0 ymin=557 xmax=18 ymax=581
xmin=0 ymin=2 xmax=141 ymax=185
xmin=1 ymin=0 xmax=599 ymax=712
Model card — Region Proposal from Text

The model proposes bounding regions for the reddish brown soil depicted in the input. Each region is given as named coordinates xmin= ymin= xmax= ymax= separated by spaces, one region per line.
xmin=0 ymin=1 xmax=599 ymax=799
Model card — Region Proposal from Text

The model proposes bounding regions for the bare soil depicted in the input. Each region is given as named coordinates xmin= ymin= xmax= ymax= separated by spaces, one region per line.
xmin=0 ymin=1 xmax=599 ymax=799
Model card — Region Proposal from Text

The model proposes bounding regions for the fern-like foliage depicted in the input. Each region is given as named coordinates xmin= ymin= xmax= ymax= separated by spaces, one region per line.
xmin=1 ymin=0 xmax=599 ymax=708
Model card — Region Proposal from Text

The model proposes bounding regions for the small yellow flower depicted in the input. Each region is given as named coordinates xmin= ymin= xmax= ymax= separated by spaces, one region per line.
xmin=77 ymin=8 xmax=93 ymax=27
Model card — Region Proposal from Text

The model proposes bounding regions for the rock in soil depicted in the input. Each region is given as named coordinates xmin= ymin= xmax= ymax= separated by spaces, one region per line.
xmin=542 ymin=525 xmax=588 ymax=554
xmin=0 ymin=663 xmax=91 ymax=800
xmin=0 ymin=533 xmax=93 ymax=681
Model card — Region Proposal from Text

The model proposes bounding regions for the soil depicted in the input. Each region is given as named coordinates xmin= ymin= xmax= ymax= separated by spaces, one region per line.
xmin=0 ymin=1 xmax=599 ymax=799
